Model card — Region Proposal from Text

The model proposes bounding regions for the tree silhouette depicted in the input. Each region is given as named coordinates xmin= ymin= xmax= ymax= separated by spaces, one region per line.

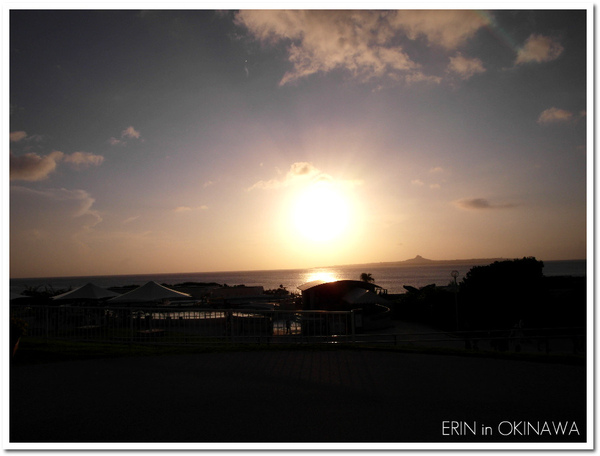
xmin=360 ymin=272 xmax=375 ymax=283
xmin=459 ymin=257 xmax=544 ymax=330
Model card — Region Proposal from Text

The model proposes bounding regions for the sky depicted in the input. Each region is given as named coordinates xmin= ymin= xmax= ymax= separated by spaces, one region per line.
xmin=7 ymin=8 xmax=590 ymax=278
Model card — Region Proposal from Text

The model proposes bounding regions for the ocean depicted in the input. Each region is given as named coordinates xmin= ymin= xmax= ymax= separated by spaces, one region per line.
xmin=9 ymin=259 xmax=586 ymax=296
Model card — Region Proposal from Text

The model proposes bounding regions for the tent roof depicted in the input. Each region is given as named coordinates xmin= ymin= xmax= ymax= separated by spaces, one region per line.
xmin=52 ymin=283 xmax=121 ymax=301
xmin=108 ymin=281 xmax=192 ymax=303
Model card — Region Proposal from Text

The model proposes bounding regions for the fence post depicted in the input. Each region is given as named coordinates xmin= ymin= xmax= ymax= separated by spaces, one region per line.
xmin=351 ymin=310 xmax=356 ymax=343
xmin=45 ymin=307 xmax=50 ymax=339
xmin=227 ymin=310 xmax=233 ymax=343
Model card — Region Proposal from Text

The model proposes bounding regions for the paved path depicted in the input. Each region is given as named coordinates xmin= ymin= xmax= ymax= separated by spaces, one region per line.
xmin=9 ymin=350 xmax=587 ymax=447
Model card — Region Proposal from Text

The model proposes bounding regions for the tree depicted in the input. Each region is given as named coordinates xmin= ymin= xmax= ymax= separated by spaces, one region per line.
xmin=394 ymin=284 xmax=454 ymax=329
xmin=360 ymin=272 xmax=374 ymax=283
xmin=459 ymin=257 xmax=544 ymax=330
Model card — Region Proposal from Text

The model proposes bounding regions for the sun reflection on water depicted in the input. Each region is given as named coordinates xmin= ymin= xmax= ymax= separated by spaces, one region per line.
xmin=303 ymin=270 xmax=340 ymax=284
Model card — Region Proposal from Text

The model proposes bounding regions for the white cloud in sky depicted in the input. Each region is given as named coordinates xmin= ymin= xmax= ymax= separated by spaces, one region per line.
xmin=389 ymin=10 xmax=487 ymax=49
xmin=404 ymin=72 xmax=442 ymax=85
xmin=447 ymin=53 xmax=485 ymax=80
xmin=248 ymin=161 xmax=361 ymax=191
xmin=235 ymin=10 xmax=488 ymax=86
xmin=10 ymin=149 xmax=104 ymax=180
xmin=537 ymin=107 xmax=574 ymax=125
xmin=174 ymin=205 xmax=208 ymax=212
xmin=248 ymin=161 xmax=321 ymax=190
xmin=122 ymin=126 xmax=141 ymax=139
xmin=10 ymin=150 xmax=64 ymax=181
xmin=63 ymin=151 xmax=105 ymax=169
xmin=515 ymin=34 xmax=564 ymax=65
xmin=109 ymin=125 xmax=142 ymax=145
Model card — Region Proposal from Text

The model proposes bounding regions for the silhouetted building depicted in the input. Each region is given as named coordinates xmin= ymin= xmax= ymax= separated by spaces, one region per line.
xmin=297 ymin=280 xmax=381 ymax=310
xmin=298 ymin=280 xmax=391 ymax=331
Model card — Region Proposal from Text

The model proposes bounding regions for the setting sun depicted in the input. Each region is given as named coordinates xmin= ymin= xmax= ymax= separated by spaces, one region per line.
xmin=291 ymin=180 xmax=351 ymax=242
xmin=9 ymin=10 xmax=587 ymax=279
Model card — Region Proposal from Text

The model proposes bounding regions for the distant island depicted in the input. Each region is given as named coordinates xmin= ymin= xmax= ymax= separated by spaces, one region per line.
xmin=326 ymin=255 xmax=509 ymax=269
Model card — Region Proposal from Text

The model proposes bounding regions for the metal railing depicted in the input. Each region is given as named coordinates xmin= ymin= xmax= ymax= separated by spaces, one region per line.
xmin=343 ymin=327 xmax=586 ymax=355
xmin=10 ymin=305 xmax=585 ymax=356
xmin=10 ymin=305 xmax=355 ymax=345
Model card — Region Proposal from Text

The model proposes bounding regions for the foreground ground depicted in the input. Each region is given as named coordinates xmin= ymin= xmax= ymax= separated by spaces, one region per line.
xmin=9 ymin=345 xmax=587 ymax=448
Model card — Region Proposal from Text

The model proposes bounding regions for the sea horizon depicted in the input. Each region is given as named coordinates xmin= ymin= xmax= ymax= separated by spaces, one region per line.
xmin=9 ymin=255 xmax=586 ymax=281
xmin=10 ymin=258 xmax=586 ymax=296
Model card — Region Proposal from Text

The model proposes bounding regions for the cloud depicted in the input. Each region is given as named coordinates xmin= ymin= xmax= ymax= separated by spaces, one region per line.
xmin=404 ymin=72 xmax=442 ymax=85
xmin=515 ymin=34 xmax=563 ymax=65
xmin=10 ymin=131 xmax=27 ymax=142
xmin=10 ymin=150 xmax=64 ymax=181
xmin=411 ymin=179 xmax=424 ymax=186
xmin=11 ymin=149 xmax=104 ymax=180
xmin=537 ymin=107 xmax=575 ymax=125
xmin=10 ymin=186 xmax=103 ymax=262
xmin=248 ymin=161 xmax=361 ymax=191
xmin=454 ymin=198 xmax=518 ymax=210
xmin=447 ymin=53 xmax=485 ymax=80
xmin=11 ymin=186 xmax=102 ymax=224
xmin=123 ymin=216 xmax=140 ymax=224
xmin=109 ymin=126 xmax=142 ymax=146
xmin=122 ymin=126 xmax=141 ymax=139
xmin=63 ymin=151 xmax=105 ymax=169
xmin=289 ymin=161 xmax=320 ymax=177
xmin=429 ymin=166 xmax=444 ymax=173
xmin=248 ymin=161 xmax=321 ymax=190
xmin=389 ymin=10 xmax=487 ymax=49
xmin=174 ymin=205 xmax=208 ymax=212
xmin=235 ymin=10 xmax=487 ymax=86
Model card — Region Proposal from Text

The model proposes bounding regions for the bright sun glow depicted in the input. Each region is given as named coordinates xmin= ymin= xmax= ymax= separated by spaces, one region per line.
xmin=292 ymin=180 xmax=351 ymax=242
xmin=304 ymin=270 xmax=340 ymax=283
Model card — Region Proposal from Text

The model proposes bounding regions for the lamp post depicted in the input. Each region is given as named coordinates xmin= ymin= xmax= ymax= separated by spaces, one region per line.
xmin=451 ymin=270 xmax=459 ymax=331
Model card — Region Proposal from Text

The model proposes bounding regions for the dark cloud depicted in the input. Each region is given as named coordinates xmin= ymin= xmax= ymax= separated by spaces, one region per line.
xmin=10 ymin=151 xmax=64 ymax=181
xmin=454 ymin=198 xmax=518 ymax=210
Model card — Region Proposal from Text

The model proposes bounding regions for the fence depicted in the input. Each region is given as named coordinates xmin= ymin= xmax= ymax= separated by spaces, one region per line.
xmin=10 ymin=305 xmax=585 ymax=356
xmin=10 ymin=305 xmax=355 ymax=345
xmin=344 ymin=327 xmax=586 ymax=355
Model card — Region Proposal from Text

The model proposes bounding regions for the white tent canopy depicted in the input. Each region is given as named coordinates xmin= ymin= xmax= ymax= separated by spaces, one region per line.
xmin=108 ymin=281 xmax=192 ymax=304
xmin=52 ymin=283 xmax=121 ymax=301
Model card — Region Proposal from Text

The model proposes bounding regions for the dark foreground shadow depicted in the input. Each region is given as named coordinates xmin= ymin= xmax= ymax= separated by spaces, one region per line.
xmin=10 ymin=349 xmax=587 ymax=445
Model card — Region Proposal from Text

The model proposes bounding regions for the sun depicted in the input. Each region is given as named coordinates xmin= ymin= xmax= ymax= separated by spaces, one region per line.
xmin=291 ymin=180 xmax=351 ymax=242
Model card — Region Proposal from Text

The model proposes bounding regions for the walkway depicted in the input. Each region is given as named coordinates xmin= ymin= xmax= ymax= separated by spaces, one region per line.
xmin=9 ymin=349 xmax=587 ymax=448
